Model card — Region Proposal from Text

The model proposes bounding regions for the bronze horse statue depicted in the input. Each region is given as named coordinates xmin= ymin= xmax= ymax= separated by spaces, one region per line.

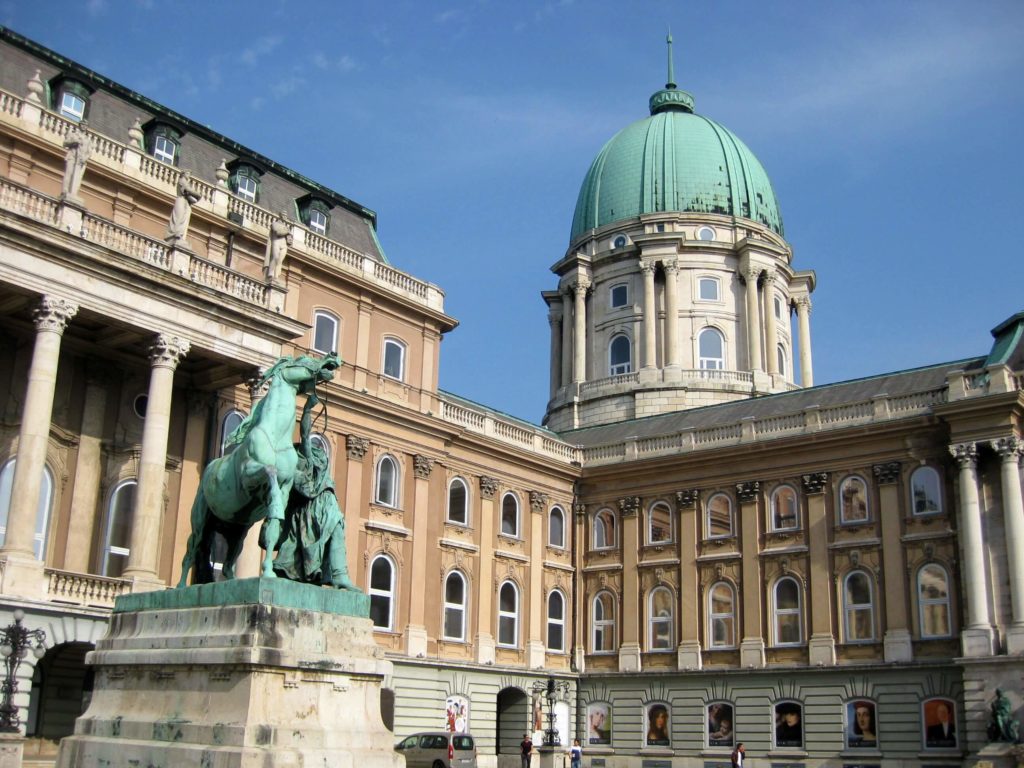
xmin=177 ymin=353 xmax=340 ymax=587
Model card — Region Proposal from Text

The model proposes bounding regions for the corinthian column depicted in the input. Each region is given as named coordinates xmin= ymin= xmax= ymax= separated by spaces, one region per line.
xmin=572 ymin=279 xmax=589 ymax=383
xmin=763 ymin=271 xmax=779 ymax=375
xmin=2 ymin=296 xmax=77 ymax=561
xmin=992 ymin=437 xmax=1024 ymax=652
xmin=742 ymin=266 xmax=763 ymax=372
xmin=124 ymin=334 xmax=190 ymax=589
xmin=640 ymin=261 xmax=657 ymax=369
xmin=950 ymin=443 xmax=994 ymax=656
xmin=663 ymin=260 xmax=680 ymax=367
xmin=795 ymin=296 xmax=814 ymax=387
xmin=548 ymin=307 xmax=562 ymax=398
xmin=560 ymin=291 xmax=573 ymax=390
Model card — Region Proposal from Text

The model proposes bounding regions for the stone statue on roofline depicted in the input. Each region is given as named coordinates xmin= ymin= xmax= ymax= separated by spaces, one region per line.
xmin=61 ymin=121 xmax=92 ymax=205
xmin=264 ymin=209 xmax=293 ymax=282
xmin=166 ymin=170 xmax=201 ymax=247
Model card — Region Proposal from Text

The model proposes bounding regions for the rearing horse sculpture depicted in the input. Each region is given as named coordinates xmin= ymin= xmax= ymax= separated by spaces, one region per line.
xmin=177 ymin=353 xmax=340 ymax=587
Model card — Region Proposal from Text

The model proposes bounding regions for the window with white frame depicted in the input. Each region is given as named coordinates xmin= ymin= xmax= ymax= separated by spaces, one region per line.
xmin=593 ymin=509 xmax=616 ymax=549
xmin=59 ymin=91 xmax=86 ymax=121
xmin=706 ymin=493 xmax=733 ymax=538
xmin=298 ymin=198 xmax=331 ymax=236
xmin=648 ymin=587 xmax=674 ymax=650
xmin=0 ymin=458 xmax=54 ymax=560
xmin=698 ymin=328 xmax=725 ymax=369
xmin=549 ymin=506 xmax=565 ymax=548
xmin=152 ymin=134 xmax=177 ymax=164
xmin=383 ymin=338 xmax=406 ymax=381
xmin=773 ymin=577 xmax=803 ymax=645
xmin=774 ymin=295 xmax=784 ymax=319
xmin=698 ymin=277 xmax=720 ymax=301
xmin=52 ymin=78 xmax=91 ymax=122
xmin=375 ymin=455 xmax=399 ymax=507
xmin=500 ymin=492 xmax=519 ymax=537
xmin=369 ymin=554 xmax=395 ymax=630
xmin=609 ymin=334 xmax=632 ymax=376
xmin=229 ymin=163 xmax=261 ymax=203
xmin=843 ymin=570 xmax=875 ymax=642
xmin=918 ymin=563 xmax=951 ymax=638
xmin=312 ymin=311 xmax=339 ymax=355
xmin=309 ymin=208 xmax=328 ymax=234
xmin=447 ymin=478 xmax=468 ymax=525
xmin=610 ymin=283 xmax=628 ymax=308
xmin=220 ymin=410 xmax=246 ymax=456
xmin=839 ymin=476 xmax=870 ymax=524
xmin=647 ymin=501 xmax=672 ymax=544
xmin=592 ymin=591 xmax=616 ymax=652
xmin=697 ymin=226 xmax=716 ymax=241
xmin=910 ymin=466 xmax=942 ymax=515
xmin=708 ymin=581 xmax=736 ymax=648
xmin=497 ymin=581 xmax=519 ymax=647
xmin=771 ymin=485 xmax=799 ymax=531
xmin=102 ymin=479 xmax=136 ymax=577
xmin=144 ymin=123 xmax=182 ymax=165
xmin=443 ymin=571 xmax=467 ymax=640
xmin=547 ymin=590 xmax=566 ymax=651
xmin=777 ymin=345 xmax=787 ymax=377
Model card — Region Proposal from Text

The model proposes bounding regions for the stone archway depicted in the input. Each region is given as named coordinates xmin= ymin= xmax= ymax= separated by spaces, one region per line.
xmin=496 ymin=687 xmax=529 ymax=768
xmin=24 ymin=642 xmax=93 ymax=761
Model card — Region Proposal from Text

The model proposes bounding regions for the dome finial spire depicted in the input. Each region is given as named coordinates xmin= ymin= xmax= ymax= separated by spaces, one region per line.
xmin=666 ymin=30 xmax=676 ymax=90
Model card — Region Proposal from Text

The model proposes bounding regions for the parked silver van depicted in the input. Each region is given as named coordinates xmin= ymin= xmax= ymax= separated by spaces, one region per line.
xmin=395 ymin=732 xmax=477 ymax=768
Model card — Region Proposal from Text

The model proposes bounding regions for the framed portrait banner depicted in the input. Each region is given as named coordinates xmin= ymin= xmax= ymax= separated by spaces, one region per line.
xmin=922 ymin=697 xmax=957 ymax=749
xmin=846 ymin=700 xmax=878 ymax=749
xmin=445 ymin=695 xmax=469 ymax=733
xmin=645 ymin=702 xmax=671 ymax=747
xmin=587 ymin=702 xmax=612 ymax=745
xmin=707 ymin=702 xmax=735 ymax=747
xmin=774 ymin=701 xmax=803 ymax=748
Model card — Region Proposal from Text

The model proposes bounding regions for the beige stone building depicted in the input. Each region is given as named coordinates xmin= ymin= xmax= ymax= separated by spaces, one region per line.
xmin=1 ymin=27 xmax=1022 ymax=768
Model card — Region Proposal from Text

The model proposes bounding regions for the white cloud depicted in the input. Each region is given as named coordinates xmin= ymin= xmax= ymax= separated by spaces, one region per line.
xmin=240 ymin=35 xmax=283 ymax=67
xmin=270 ymin=76 xmax=305 ymax=99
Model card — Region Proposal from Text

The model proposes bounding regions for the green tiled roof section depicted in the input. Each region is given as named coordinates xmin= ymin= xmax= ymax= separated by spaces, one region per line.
xmin=570 ymin=111 xmax=784 ymax=243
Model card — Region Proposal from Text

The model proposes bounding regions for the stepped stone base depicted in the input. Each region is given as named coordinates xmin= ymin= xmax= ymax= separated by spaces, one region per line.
xmin=56 ymin=578 xmax=402 ymax=768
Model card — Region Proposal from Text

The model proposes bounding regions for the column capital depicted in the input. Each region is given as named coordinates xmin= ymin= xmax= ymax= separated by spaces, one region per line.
xmin=529 ymin=491 xmax=548 ymax=512
xmin=346 ymin=435 xmax=369 ymax=460
xmin=675 ymin=489 xmax=698 ymax=509
xmin=573 ymin=500 xmax=587 ymax=518
xmin=639 ymin=260 xmax=656 ymax=276
xmin=662 ymin=258 xmax=679 ymax=276
xmin=735 ymin=481 xmax=761 ymax=504
xmin=761 ymin=269 xmax=777 ymax=287
xmin=801 ymin=472 xmax=830 ymax=495
xmin=245 ymin=367 xmax=267 ymax=402
xmin=741 ymin=264 xmax=762 ymax=283
xmin=413 ymin=454 xmax=435 ymax=479
xmin=617 ymin=496 xmax=640 ymax=517
xmin=571 ymin=278 xmax=591 ymax=296
xmin=949 ymin=442 xmax=978 ymax=469
xmin=872 ymin=461 xmax=901 ymax=484
xmin=479 ymin=475 xmax=498 ymax=499
xmin=148 ymin=334 xmax=190 ymax=369
xmin=33 ymin=296 xmax=78 ymax=334
xmin=991 ymin=437 xmax=1023 ymax=462
xmin=795 ymin=295 xmax=812 ymax=313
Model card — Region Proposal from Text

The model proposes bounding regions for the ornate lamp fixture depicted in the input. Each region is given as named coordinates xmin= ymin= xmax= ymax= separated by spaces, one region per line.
xmin=531 ymin=677 xmax=571 ymax=747
xmin=0 ymin=610 xmax=46 ymax=732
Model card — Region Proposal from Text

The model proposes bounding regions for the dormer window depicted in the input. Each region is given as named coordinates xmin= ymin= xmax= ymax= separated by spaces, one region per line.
xmin=144 ymin=123 xmax=183 ymax=166
xmin=298 ymin=196 xmax=331 ymax=236
xmin=228 ymin=161 xmax=263 ymax=203
xmin=49 ymin=76 xmax=92 ymax=122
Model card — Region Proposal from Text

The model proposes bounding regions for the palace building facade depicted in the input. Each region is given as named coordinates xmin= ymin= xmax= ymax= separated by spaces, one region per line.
xmin=1 ymin=27 xmax=1022 ymax=768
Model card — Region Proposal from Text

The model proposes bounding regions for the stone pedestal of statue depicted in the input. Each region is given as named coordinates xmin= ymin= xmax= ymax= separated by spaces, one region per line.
xmin=56 ymin=578 xmax=402 ymax=768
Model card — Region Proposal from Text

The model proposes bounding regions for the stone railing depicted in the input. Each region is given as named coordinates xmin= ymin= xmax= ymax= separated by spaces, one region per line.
xmin=578 ymin=368 xmax=755 ymax=398
xmin=45 ymin=568 xmax=130 ymax=609
xmin=0 ymin=177 xmax=59 ymax=224
xmin=305 ymin=229 xmax=363 ymax=271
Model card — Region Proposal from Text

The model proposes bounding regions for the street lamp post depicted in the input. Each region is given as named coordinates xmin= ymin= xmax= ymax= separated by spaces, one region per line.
xmin=531 ymin=677 xmax=570 ymax=747
xmin=0 ymin=610 xmax=46 ymax=733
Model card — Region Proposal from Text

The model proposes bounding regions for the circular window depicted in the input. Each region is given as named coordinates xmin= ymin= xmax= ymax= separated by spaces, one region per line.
xmin=613 ymin=234 xmax=628 ymax=249
xmin=133 ymin=394 xmax=148 ymax=419
xmin=697 ymin=226 xmax=716 ymax=241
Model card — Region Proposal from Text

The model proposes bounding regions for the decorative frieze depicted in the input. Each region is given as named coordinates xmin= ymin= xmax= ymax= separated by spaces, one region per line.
xmin=413 ymin=454 xmax=434 ymax=479
xmin=529 ymin=491 xmax=547 ymax=512
xmin=675 ymin=489 xmax=698 ymax=509
xmin=33 ymin=296 xmax=78 ymax=334
xmin=801 ymin=472 xmax=829 ymax=495
xmin=617 ymin=496 xmax=640 ymax=517
xmin=479 ymin=476 xmax=498 ymax=499
xmin=949 ymin=442 xmax=978 ymax=469
xmin=346 ymin=435 xmax=369 ymax=460
xmin=872 ymin=461 xmax=901 ymax=484
xmin=736 ymin=481 xmax=760 ymax=504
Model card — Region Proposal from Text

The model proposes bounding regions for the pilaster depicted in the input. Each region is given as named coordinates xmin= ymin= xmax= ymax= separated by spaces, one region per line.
xmin=737 ymin=480 xmax=765 ymax=667
xmin=741 ymin=265 xmax=763 ymax=373
xmin=344 ymin=435 xmax=369 ymax=595
xmin=405 ymin=454 xmax=434 ymax=657
xmin=803 ymin=472 xmax=835 ymax=665
xmin=572 ymin=279 xmax=589 ymax=383
xmin=763 ymin=270 xmax=779 ymax=375
xmin=874 ymin=461 xmax=912 ymax=661
xmin=475 ymin=476 xmax=498 ymax=664
xmin=618 ymin=495 xmax=641 ymax=672
xmin=676 ymin=489 xmax=701 ymax=669
xmin=992 ymin=437 xmax=1024 ymax=652
xmin=640 ymin=260 xmax=657 ymax=369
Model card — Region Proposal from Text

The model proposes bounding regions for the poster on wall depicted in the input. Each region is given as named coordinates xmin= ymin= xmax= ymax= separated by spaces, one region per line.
xmin=587 ymin=702 xmax=612 ymax=745
xmin=554 ymin=701 xmax=570 ymax=747
xmin=445 ymin=695 xmax=470 ymax=733
xmin=645 ymin=703 xmax=670 ymax=747
xmin=532 ymin=691 xmax=544 ymax=739
xmin=846 ymin=701 xmax=878 ymax=748
xmin=774 ymin=701 xmax=803 ymax=748
xmin=707 ymin=702 xmax=734 ymax=747
xmin=923 ymin=698 xmax=957 ymax=749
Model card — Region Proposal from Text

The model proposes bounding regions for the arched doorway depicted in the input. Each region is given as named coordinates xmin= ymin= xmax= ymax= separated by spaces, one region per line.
xmin=496 ymin=687 xmax=528 ymax=768
xmin=25 ymin=642 xmax=93 ymax=760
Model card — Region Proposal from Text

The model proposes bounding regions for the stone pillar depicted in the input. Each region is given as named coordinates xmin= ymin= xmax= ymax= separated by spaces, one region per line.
xmin=618 ymin=496 xmax=641 ymax=671
xmin=476 ymin=476 xmax=498 ymax=664
xmin=795 ymin=297 xmax=814 ymax=387
xmin=804 ymin=472 xmax=835 ymax=665
xmin=1 ymin=297 xmax=77 ymax=585
xmin=405 ymin=454 xmax=433 ymax=657
xmin=742 ymin=266 xmax=763 ymax=373
xmin=548 ymin=307 xmax=562 ymax=398
xmin=737 ymin=482 xmax=765 ymax=667
xmin=560 ymin=291 xmax=573 ymax=390
xmin=353 ymin=298 xmax=373 ymax=391
xmin=63 ymin=364 xmax=110 ymax=573
xmin=572 ymin=280 xmax=589 ymax=383
xmin=992 ymin=437 xmax=1024 ymax=652
xmin=676 ymin=490 xmax=701 ymax=668
xmin=763 ymin=271 xmax=779 ymax=375
xmin=874 ymin=462 xmax=913 ymax=661
xmin=123 ymin=334 xmax=190 ymax=590
xmin=527 ymin=491 xmax=547 ymax=667
xmin=640 ymin=261 xmax=657 ymax=369
xmin=950 ymin=443 xmax=994 ymax=656
xmin=344 ymin=435 xmax=369 ymax=594
xmin=174 ymin=391 xmax=216 ymax=583
xmin=663 ymin=260 xmax=680 ymax=368
xmin=572 ymin=501 xmax=586 ymax=672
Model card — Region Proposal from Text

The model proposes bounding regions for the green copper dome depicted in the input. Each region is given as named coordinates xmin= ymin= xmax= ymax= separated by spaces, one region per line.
xmin=570 ymin=38 xmax=784 ymax=243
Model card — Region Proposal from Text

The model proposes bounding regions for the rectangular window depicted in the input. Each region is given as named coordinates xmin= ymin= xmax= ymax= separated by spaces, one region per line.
xmin=59 ymin=92 xmax=85 ymax=121
xmin=309 ymin=209 xmax=328 ymax=235
xmin=236 ymin=175 xmax=258 ymax=203
xmin=699 ymin=277 xmax=720 ymax=301
xmin=610 ymin=284 xmax=628 ymax=308
xmin=152 ymin=135 xmax=176 ymax=164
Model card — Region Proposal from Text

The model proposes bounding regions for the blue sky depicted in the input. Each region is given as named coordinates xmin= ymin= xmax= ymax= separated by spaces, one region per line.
xmin=4 ymin=1 xmax=1023 ymax=422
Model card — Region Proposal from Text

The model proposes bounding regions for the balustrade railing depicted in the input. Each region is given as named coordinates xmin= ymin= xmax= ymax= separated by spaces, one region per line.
xmin=45 ymin=569 xmax=130 ymax=608
xmin=0 ymin=178 xmax=58 ymax=224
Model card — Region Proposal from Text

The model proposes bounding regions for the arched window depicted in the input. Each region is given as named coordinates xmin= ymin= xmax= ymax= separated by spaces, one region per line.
xmin=375 ymin=455 xmax=399 ymax=507
xmin=312 ymin=310 xmax=339 ymax=355
xmin=771 ymin=485 xmax=799 ymax=531
xmin=609 ymin=335 xmax=631 ymax=376
xmin=220 ymin=410 xmax=245 ymax=456
xmin=593 ymin=509 xmax=616 ymax=549
xmin=648 ymin=587 xmax=674 ymax=651
xmin=698 ymin=328 xmax=725 ymax=369
xmin=383 ymin=337 xmax=406 ymax=381
xmin=708 ymin=581 xmax=736 ymax=648
xmin=0 ymin=458 xmax=54 ymax=560
xmin=777 ymin=345 xmax=787 ymax=377
xmin=774 ymin=295 xmax=784 ymax=319
xmin=500 ymin=492 xmax=519 ymax=537
xmin=547 ymin=590 xmax=566 ymax=651
xmin=773 ymin=577 xmax=802 ymax=646
xmin=706 ymin=493 xmax=733 ymax=538
xmin=369 ymin=554 xmax=395 ymax=630
xmin=497 ymin=581 xmax=519 ymax=647
xmin=102 ymin=479 xmax=136 ymax=577
xmin=918 ymin=563 xmax=951 ymax=638
xmin=443 ymin=571 xmax=467 ymax=641
xmin=592 ymin=591 xmax=616 ymax=652
xmin=648 ymin=501 xmax=672 ymax=544
xmin=549 ymin=506 xmax=565 ymax=548
xmin=844 ymin=570 xmax=875 ymax=642
xmin=910 ymin=466 xmax=942 ymax=515
xmin=839 ymin=475 xmax=870 ymax=524
xmin=447 ymin=478 xmax=468 ymax=525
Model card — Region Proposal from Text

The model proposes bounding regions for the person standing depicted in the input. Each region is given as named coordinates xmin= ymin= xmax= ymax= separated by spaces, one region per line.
xmin=730 ymin=742 xmax=745 ymax=767
xmin=520 ymin=734 xmax=533 ymax=768
xmin=569 ymin=739 xmax=582 ymax=768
